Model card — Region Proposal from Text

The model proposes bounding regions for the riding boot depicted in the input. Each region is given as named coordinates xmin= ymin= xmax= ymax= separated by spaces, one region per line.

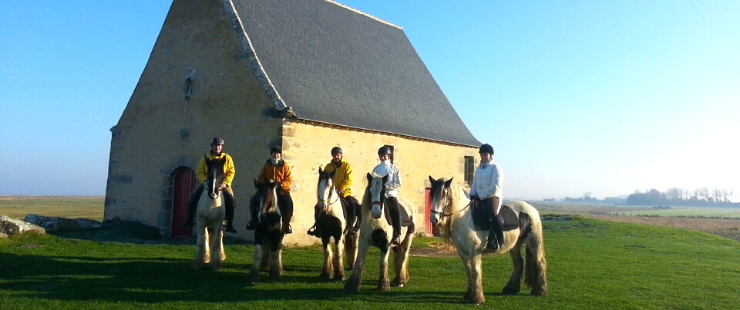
xmin=181 ymin=186 xmax=202 ymax=227
xmin=352 ymin=203 xmax=361 ymax=233
xmin=307 ymin=207 xmax=321 ymax=237
xmin=279 ymin=193 xmax=294 ymax=234
xmin=486 ymin=199 xmax=501 ymax=251
xmin=246 ymin=194 xmax=258 ymax=230
xmin=389 ymin=200 xmax=402 ymax=245
xmin=224 ymin=203 xmax=237 ymax=233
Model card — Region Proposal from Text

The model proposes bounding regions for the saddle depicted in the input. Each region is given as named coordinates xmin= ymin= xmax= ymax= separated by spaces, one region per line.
xmin=383 ymin=201 xmax=412 ymax=227
xmin=471 ymin=202 xmax=520 ymax=232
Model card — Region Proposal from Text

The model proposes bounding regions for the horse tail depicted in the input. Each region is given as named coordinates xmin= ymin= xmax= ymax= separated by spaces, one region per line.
xmin=523 ymin=212 xmax=548 ymax=296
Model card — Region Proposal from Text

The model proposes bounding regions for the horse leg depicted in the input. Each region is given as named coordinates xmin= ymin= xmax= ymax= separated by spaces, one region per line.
xmin=269 ymin=235 xmax=283 ymax=281
xmin=459 ymin=253 xmax=473 ymax=302
xmin=344 ymin=236 xmax=370 ymax=293
xmin=203 ymin=228 xmax=211 ymax=264
xmin=502 ymin=242 xmax=523 ymax=295
xmin=344 ymin=231 xmax=358 ymax=270
xmin=334 ymin=234 xmax=345 ymax=281
xmin=210 ymin=225 xmax=224 ymax=270
xmin=377 ymin=247 xmax=391 ymax=291
xmin=320 ymin=238 xmax=333 ymax=281
xmin=391 ymin=231 xmax=411 ymax=287
xmin=470 ymin=253 xmax=485 ymax=304
xmin=525 ymin=234 xmax=548 ymax=296
xmin=192 ymin=221 xmax=206 ymax=270
xmin=247 ymin=244 xmax=262 ymax=285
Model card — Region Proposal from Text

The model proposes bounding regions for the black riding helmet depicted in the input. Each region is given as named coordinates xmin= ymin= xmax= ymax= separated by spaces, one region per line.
xmin=211 ymin=137 xmax=224 ymax=146
xmin=331 ymin=147 xmax=343 ymax=155
xmin=479 ymin=143 xmax=494 ymax=155
xmin=270 ymin=146 xmax=282 ymax=154
xmin=378 ymin=146 xmax=392 ymax=155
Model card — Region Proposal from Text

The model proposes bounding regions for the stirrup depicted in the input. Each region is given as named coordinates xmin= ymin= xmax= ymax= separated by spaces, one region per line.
xmin=245 ymin=221 xmax=256 ymax=231
xmin=307 ymin=225 xmax=319 ymax=237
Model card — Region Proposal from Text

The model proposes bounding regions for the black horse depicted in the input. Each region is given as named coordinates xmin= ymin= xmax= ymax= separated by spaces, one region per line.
xmin=247 ymin=180 xmax=285 ymax=285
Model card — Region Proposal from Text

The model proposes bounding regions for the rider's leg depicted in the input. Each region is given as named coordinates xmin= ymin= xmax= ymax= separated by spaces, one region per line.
xmin=278 ymin=193 xmax=294 ymax=234
xmin=307 ymin=203 xmax=321 ymax=237
xmin=387 ymin=197 xmax=402 ymax=245
xmin=223 ymin=186 xmax=237 ymax=233
xmin=485 ymin=196 xmax=503 ymax=251
xmin=346 ymin=195 xmax=361 ymax=233
xmin=245 ymin=192 xmax=259 ymax=230
xmin=181 ymin=184 xmax=204 ymax=227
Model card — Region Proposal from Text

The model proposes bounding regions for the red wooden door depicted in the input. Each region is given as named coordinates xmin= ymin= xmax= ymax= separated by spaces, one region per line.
xmin=424 ymin=188 xmax=439 ymax=236
xmin=171 ymin=168 xmax=196 ymax=238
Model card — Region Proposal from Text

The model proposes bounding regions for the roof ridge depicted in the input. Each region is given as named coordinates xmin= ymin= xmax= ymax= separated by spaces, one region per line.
xmin=325 ymin=0 xmax=402 ymax=29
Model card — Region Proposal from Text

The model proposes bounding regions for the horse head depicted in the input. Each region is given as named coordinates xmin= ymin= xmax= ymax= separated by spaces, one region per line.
xmin=317 ymin=167 xmax=337 ymax=211
xmin=204 ymin=156 xmax=226 ymax=200
xmin=254 ymin=178 xmax=279 ymax=216
xmin=366 ymin=172 xmax=388 ymax=219
xmin=428 ymin=175 xmax=453 ymax=226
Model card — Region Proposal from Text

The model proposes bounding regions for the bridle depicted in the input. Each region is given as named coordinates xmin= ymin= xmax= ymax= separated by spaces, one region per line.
xmin=430 ymin=189 xmax=471 ymax=218
xmin=318 ymin=178 xmax=340 ymax=206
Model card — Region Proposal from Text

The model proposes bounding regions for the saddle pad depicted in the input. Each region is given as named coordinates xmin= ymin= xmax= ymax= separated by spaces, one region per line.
xmin=471 ymin=203 xmax=519 ymax=232
xmin=383 ymin=201 xmax=412 ymax=227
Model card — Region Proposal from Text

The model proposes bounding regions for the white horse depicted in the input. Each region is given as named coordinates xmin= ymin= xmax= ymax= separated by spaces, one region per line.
xmin=344 ymin=173 xmax=415 ymax=292
xmin=315 ymin=167 xmax=359 ymax=281
xmin=192 ymin=156 xmax=227 ymax=270
xmin=247 ymin=180 xmax=285 ymax=285
xmin=428 ymin=176 xmax=548 ymax=304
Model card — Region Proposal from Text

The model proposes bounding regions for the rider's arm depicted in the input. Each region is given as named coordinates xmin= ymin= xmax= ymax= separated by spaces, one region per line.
xmin=281 ymin=163 xmax=292 ymax=193
xmin=223 ymin=155 xmax=235 ymax=187
xmin=339 ymin=162 xmax=353 ymax=194
xmin=479 ymin=165 xmax=503 ymax=199
xmin=385 ymin=165 xmax=401 ymax=191
xmin=195 ymin=156 xmax=207 ymax=184
xmin=256 ymin=163 xmax=269 ymax=183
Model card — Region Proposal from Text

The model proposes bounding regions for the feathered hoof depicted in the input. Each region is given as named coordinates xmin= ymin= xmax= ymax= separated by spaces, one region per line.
xmin=502 ymin=285 xmax=520 ymax=295
xmin=530 ymin=289 xmax=548 ymax=296
xmin=343 ymin=280 xmax=360 ymax=293
xmin=319 ymin=271 xmax=332 ymax=281
xmin=247 ymin=271 xmax=260 ymax=285
xmin=333 ymin=276 xmax=345 ymax=282
xmin=467 ymin=296 xmax=485 ymax=305
xmin=377 ymin=281 xmax=391 ymax=291
xmin=391 ymin=278 xmax=407 ymax=287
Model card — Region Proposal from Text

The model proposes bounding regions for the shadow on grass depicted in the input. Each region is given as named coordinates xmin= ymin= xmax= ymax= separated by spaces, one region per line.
xmin=0 ymin=251 xmax=466 ymax=304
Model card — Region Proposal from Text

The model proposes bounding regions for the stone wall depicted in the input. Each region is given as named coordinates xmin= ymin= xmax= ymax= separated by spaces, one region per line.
xmin=280 ymin=120 xmax=478 ymax=246
xmin=105 ymin=0 xmax=283 ymax=238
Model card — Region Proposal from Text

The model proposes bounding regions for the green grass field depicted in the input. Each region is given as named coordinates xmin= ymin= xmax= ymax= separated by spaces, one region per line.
xmin=1 ymin=216 xmax=739 ymax=309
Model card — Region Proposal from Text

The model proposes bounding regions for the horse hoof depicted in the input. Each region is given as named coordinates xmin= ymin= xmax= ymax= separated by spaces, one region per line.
xmin=530 ymin=289 xmax=547 ymax=296
xmin=397 ymin=283 xmax=404 ymax=288
xmin=502 ymin=285 xmax=520 ymax=295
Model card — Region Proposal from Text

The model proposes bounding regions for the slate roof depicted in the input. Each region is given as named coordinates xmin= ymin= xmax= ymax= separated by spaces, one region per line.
xmin=231 ymin=0 xmax=480 ymax=146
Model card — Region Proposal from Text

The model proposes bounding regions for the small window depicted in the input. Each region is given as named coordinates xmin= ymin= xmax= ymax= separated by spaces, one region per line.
xmin=384 ymin=145 xmax=395 ymax=164
xmin=464 ymin=156 xmax=475 ymax=186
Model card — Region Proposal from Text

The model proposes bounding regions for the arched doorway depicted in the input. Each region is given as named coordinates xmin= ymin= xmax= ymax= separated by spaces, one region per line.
xmin=171 ymin=167 xmax=196 ymax=238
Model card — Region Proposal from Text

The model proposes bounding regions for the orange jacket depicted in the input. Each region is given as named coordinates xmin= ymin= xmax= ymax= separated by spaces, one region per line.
xmin=257 ymin=159 xmax=292 ymax=195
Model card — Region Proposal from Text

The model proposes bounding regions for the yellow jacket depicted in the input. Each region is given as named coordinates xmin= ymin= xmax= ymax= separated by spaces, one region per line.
xmin=257 ymin=159 xmax=292 ymax=195
xmin=196 ymin=152 xmax=235 ymax=187
xmin=324 ymin=159 xmax=353 ymax=197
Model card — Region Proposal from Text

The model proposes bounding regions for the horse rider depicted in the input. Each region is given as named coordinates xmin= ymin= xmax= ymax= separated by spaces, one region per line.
xmin=246 ymin=146 xmax=294 ymax=234
xmin=181 ymin=137 xmax=238 ymax=233
xmin=307 ymin=146 xmax=361 ymax=237
xmin=372 ymin=146 xmax=403 ymax=245
xmin=469 ymin=143 xmax=505 ymax=251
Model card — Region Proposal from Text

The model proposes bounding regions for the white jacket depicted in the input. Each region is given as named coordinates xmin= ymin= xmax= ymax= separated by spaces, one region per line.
xmin=470 ymin=159 xmax=503 ymax=201
xmin=372 ymin=160 xmax=401 ymax=198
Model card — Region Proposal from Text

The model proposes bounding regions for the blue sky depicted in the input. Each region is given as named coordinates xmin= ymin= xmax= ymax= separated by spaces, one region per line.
xmin=1 ymin=0 xmax=738 ymax=201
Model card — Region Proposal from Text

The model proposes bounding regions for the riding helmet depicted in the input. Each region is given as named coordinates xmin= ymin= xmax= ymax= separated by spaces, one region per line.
xmin=331 ymin=147 xmax=343 ymax=155
xmin=211 ymin=137 xmax=224 ymax=146
xmin=479 ymin=143 xmax=494 ymax=155
xmin=270 ymin=146 xmax=282 ymax=154
xmin=378 ymin=146 xmax=392 ymax=155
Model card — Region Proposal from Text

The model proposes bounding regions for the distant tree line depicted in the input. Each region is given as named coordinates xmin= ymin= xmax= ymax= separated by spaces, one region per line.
xmin=627 ymin=187 xmax=737 ymax=206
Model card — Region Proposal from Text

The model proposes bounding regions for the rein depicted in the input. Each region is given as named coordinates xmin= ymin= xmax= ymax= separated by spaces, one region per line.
xmin=318 ymin=180 xmax=340 ymax=206
xmin=431 ymin=196 xmax=472 ymax=218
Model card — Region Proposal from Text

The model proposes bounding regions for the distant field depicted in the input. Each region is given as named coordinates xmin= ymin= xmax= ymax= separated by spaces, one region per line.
xmin=0 ymin=196 xmax=105 ymax=221
xmin=531 ymin=202 xmax=740 ymax=241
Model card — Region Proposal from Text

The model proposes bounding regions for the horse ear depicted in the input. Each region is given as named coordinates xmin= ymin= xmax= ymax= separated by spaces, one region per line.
xmin=319 ymin=166 xmax=323 ymax=174
xmin=444 ymin=177 xmax=453 ymax=188
xmin=329 ymin=169 xmax=336 ymax=177
xmin=366 ymin=172 xmax=372 ymax=182
xmin=382 ymin=174 xmax=388 ymax=183
xmin=254 ymin=178 xmax=258 ymax=187
xmin=428 ymin=175 xmax=435 ymax=184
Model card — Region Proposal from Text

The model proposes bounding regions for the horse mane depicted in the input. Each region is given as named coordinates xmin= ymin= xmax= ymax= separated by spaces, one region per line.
xmin=438 ymin=181 xmax=470 ymax=242
xmin=360 ymin=173 xmax=383 ymax=212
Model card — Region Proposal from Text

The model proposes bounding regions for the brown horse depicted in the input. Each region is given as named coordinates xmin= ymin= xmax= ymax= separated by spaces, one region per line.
xmin=247 ymin=180 xmax=285 ymax=285
xmin=428 ymin=176 xmax=548 ymax=304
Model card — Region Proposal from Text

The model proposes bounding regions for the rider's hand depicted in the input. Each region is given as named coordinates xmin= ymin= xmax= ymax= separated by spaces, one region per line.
xmin=470 ymin=195 xmax=479 ymax=201
xmin=219 ymin=184 xmax=227 ymax=189
xmin=336 ymin=189 xmax=342 ymax=195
